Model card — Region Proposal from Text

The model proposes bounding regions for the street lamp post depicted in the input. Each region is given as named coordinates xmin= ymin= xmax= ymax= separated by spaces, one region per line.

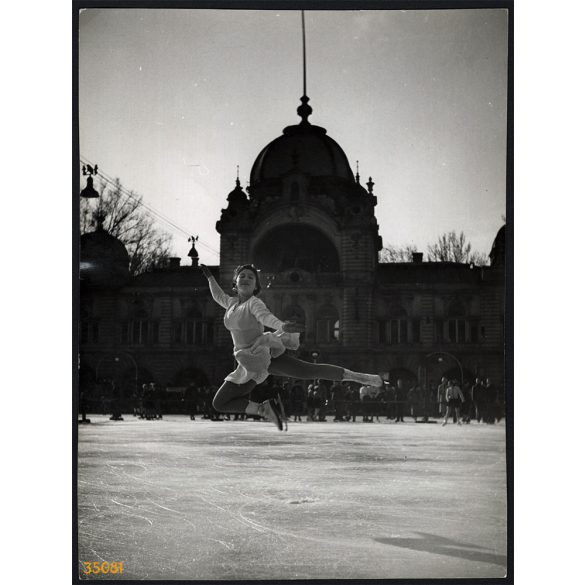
xmin=311 ymin=351 xmax=319 ymax=386
xmin=80 ymin=163 xmax=100 ymax=198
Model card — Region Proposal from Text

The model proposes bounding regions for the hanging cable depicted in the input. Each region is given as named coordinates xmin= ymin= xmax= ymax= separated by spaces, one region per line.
xmin=80 ymin=157 xmax=220 ymax=257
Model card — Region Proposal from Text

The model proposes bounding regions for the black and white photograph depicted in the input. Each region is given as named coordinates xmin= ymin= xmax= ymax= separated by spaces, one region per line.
xmin=75 ymin=2 xmax=511 ymax=581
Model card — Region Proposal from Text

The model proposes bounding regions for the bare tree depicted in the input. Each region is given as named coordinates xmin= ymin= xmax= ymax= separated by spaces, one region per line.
xmin=427 ymin=230 xmax=488 ymax=265
xmin=80 ymin=178 xmax=174 ymax=276
xmin=379 ymin=243 xmax=419 ymax=263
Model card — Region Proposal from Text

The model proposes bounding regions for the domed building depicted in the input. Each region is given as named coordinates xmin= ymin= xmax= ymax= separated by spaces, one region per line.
xmin=215 ymin=97 xmax=382 ymax=364
xmin=78 ymin=95 xmax=506 ymax=414
xmin=249 ymin=98 xmax=355 ymax=184
xmin=80 ymin=217 xmax=130 ymax=289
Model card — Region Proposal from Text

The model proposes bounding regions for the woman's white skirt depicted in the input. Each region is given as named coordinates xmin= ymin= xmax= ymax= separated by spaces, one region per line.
xmin=224 ymin=331 xmax=300 ymax=385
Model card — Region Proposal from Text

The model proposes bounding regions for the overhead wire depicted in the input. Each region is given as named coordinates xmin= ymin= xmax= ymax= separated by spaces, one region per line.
xmin=80 ymin=157 xmax=217 ymax=252
xmin=80 ymin=157 xmax=220 ymax=257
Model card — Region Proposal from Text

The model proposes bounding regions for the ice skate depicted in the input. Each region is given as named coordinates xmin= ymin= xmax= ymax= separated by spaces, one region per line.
xmin=259 ymin=398 xmax=284 ymax=431
xmin=274 ymin=393 xmax=288 ymax=432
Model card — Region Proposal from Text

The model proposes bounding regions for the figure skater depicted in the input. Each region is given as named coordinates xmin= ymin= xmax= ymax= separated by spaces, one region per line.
xmin=200 ymin=264 xmax=382 ymax=431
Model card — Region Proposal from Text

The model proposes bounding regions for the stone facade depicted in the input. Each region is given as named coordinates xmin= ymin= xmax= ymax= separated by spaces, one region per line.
xmin=78 ymin=104 xmax=505 ymax=403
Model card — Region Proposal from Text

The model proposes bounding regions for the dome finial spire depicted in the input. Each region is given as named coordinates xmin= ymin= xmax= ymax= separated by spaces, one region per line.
xmin=302 ymin=10 xmax=307 ymax=97
xmin=236 ymin=164 xmax=240 ymax=187
xmin=297 ymin=10 xmax=313 ymax=125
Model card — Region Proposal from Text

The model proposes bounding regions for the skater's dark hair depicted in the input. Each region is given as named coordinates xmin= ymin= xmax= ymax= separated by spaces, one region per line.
xmin=232 ymin=264 xmax=262 ymax=295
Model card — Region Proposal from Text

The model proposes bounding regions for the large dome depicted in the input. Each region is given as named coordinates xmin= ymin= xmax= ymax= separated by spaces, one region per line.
xmin=250 ymin=120 xmax=354 ymax=185
xmin=80 ymin=228 xmax=130 ymax=287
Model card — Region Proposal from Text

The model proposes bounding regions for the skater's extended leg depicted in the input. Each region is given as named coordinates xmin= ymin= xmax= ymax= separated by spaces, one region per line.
xmin=269 ymin=354 xmax=343 ymax=380
xmin=269 ymin=354 xmax=382 ymax=387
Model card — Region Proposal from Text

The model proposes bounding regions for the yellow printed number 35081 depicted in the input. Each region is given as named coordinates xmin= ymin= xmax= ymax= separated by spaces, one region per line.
xmin=82 ymin=561 xmax=124 ymax=574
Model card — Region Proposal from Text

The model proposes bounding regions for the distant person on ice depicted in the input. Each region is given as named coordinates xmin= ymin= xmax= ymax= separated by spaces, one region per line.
xmin=442 ymin=380 xmax=465 ymax=426
xmin=200 ymin=263 xmax=382 ymax=431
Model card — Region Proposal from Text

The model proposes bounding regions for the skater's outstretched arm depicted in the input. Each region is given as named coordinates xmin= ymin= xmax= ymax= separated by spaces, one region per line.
xmin=249 ymin=296 xmax=283 ymax=330
xmin=248 ymin=299 xmax=305 ymax=353
xmin=200 ymin=264 xmax=230 ymax=309
xmin=248 ymin=297 xmax=305 ymax=332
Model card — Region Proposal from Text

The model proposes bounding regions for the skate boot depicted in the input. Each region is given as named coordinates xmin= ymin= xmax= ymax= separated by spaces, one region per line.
xmin=259 ymin=398 xmax=285 ymax=431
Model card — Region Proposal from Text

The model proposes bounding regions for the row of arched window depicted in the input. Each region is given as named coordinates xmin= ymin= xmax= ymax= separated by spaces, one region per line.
xmin=173 ymin=320 xmax=214 ymax=345
xmin=80 ymin=297 xmax=486 ymax=347
xmin=376 ymin=318 xmax=484 ymax=345
xmin=80 ymin=317 xmax=483 ymax=347
xmin=120 ymin=317 xmax=216 ymax=346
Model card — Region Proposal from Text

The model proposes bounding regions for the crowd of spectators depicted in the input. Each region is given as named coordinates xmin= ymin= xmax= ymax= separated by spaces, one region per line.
xmin=79 ymin=375 xmax=504 ymax=424
xmin=437 ymin=376 xmax=503 ymax=424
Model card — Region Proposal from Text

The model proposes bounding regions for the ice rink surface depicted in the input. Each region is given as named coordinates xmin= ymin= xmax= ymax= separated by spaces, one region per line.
xmin=77 ymin=416 xmax=508 ymax=580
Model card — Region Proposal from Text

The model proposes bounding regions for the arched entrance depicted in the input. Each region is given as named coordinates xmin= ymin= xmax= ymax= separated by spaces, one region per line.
xmin=441 ymin=367 xmax=475 ymax=387
xmin=252 ymin=224 xmax=340 ymax=274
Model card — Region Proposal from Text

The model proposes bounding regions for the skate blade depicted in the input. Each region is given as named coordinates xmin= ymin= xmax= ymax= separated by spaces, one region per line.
xmin=275 ymin=394 xmax=288 ymax=432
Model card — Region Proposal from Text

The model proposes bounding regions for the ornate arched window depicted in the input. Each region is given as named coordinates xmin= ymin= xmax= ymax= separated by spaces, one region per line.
xmin=316 ymin=304 xmax=340 ymax=343
xmin=131 ymin=309 xmax=149 ymax=345
xmin=378 ymin=304 xmax=408 ymax=345
xmin=186 ymin=306 xmax=214 ymax=345
xmin=446 ymin=299 xmax=467 ymax=344
xmin=281 ymin=305 xmax=306 ymax=344
xmin=122 ymin=302 xmax=159 ymax=345
xmin=173 ymin=301 xmax=214 ymax=346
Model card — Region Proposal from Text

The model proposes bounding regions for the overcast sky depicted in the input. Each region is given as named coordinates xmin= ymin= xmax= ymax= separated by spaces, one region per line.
xmin=79 ymin=7 xmax=508 ymax=266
